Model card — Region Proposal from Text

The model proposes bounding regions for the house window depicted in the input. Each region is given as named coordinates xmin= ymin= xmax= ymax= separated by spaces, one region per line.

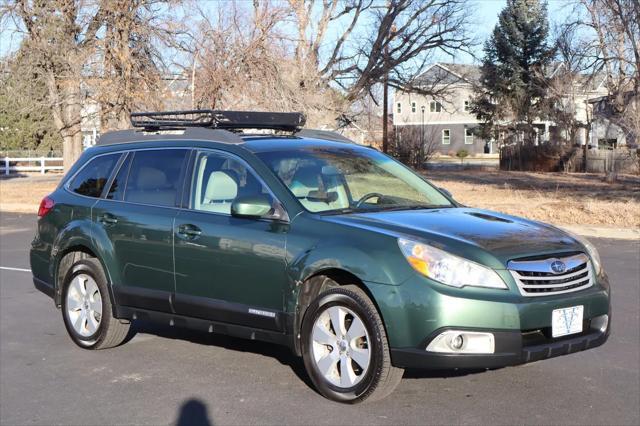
xmin=465 ymin=128 xmax=474 ymax=144
xmin=396 ymin=102 xmax=402 ymax=114
xmin=430 ymin=101 xmax=442 ymax=113
xmin=411 ymin=102 xmax=416 ymax=113
xmin=442 ymin=129 xmax=451 ymax=145
xmin=464 ymin=100 xmax=471 ymax=112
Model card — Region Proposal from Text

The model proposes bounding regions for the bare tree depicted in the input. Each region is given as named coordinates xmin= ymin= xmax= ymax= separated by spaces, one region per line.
xmin=2 ymin=0 xmax=187 ymax=168
xmin=96 ymin=0 xmax=188 ymax=130
xmin=545 ymin=24 xmax=602 ymax=147
xmin=190 ymin=2 xmax=347 ymax=127
xmin=393 ymin=124 xmax=441 ymax=169
xmin=575 ymin=0 xmax=640 ymax=142
xmin=579 ymin=0 xmax=639 ymax=94
xmin=190 ymin=0 xmax=474 ymax=131
xmin=289 ymin=0 xmax=475 ymax=101
xmin=2 ymin=0 xmax=105 ymax=169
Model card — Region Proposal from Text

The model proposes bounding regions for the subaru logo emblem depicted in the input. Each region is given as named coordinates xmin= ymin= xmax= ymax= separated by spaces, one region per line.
xmin=550 ymin=260 xmax=566 ymax=274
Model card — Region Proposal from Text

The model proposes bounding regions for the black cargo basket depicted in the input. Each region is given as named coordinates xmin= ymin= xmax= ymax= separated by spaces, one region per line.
xmin=130 ymin=109 xmax=306 ymax=132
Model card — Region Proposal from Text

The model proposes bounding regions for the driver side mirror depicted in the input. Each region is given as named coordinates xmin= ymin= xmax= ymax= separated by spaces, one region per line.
xmin=231 ymin=195 xmax=273 ymax=219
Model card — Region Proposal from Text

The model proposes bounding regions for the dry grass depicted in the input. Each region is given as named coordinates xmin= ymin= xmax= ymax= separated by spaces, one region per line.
xmin=0 ymin=175 xmax=60 ymax=214
xmin=425 ymin=169 xmax=640 ymax=228
xmin=1 ymin=170 xmax=639 ymax=228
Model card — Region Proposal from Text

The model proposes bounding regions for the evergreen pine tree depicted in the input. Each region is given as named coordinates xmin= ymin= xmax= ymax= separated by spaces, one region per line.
xmin=473 ymin=0 xmax=554 ymax=145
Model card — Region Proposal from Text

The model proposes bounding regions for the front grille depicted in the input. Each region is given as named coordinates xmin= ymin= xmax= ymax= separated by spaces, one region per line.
xmin=508 ymin=253 xmax=593 ymax=297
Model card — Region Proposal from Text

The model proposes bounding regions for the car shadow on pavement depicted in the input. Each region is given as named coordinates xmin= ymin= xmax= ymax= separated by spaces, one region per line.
xmin=125 ymin=320 xmax=316 ymax=391
xmin=126 ymin=320 xmax=494 ymax=389
xmin=403 ymin=368 xmax=491 ymax=379
xmin=175 ymin=399 xmax=213 ymax=426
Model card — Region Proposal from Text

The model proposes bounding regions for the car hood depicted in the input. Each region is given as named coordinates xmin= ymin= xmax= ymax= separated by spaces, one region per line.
xmin=324 ymin=207 xmax=584 ymax=269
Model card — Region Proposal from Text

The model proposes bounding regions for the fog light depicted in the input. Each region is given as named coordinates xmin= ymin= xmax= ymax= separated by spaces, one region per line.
xmin=450 ymin=334 xmax=464 ymax=350
xmin=426 ymin=330 xmax=495 ymax=354
xmin=591 ymin=314 xmax=609 ymax=333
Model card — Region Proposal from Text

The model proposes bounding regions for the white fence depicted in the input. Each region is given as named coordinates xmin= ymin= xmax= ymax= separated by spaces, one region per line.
xmin=2 ymin=157 xmax=64 ymax=175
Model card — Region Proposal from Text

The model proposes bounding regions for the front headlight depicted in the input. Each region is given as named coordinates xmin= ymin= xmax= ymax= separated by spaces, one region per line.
xmin=568 ymin=232 xmax=603 ymax=274
xmin=398 ymin=238 xmax=507 ymax=289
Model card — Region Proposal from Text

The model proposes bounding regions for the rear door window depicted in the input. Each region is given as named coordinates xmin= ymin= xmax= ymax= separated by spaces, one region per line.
xmin=68 ymin=153 xmax=121 ymax=198
xmin=124 ymin=149 xmax=188 ymax=207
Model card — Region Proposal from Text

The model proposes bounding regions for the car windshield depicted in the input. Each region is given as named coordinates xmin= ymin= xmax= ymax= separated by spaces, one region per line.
xmin=255 ymin=146 xmax=454 ymax=214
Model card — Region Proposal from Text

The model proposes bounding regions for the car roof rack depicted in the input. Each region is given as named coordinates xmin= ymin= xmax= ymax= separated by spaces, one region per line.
xmin=96 ymin=109 xmax=357 ymax=146
xmin=96 ymin=127 xmax=245 ymax=146
xmin=130 ymin=109 xmax=306 ymax=132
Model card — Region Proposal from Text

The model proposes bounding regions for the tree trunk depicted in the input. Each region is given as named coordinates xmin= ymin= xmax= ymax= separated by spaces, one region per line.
xmin=60 ymin=82 xmax=84 ymax=171
xmin=583 ymin=125 xmax=590 ymax=173
xmin=62 ymin=132 xmax=83 ymax=171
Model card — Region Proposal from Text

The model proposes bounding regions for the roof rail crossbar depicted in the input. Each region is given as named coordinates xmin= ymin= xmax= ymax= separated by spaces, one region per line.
xmin=130 ymin=109 xmax=306 ymax=132
xmin=96 ymin=127 xmax=244 ymax=146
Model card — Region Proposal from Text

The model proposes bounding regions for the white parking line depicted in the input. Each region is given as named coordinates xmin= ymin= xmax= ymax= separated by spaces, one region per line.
xmin=0 ymin=266 xmax=31 ymax=272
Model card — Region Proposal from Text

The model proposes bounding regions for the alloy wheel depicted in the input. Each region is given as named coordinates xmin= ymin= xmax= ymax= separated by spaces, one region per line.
xmin=310 ymin=305 xmax=371 ymax=388
xmin=66 ymin=274 xmax=102 ymax=337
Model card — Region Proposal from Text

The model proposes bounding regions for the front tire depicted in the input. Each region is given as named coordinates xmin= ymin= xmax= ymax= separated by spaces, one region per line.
xmin=61 ymin=258 xmax=129 ymax=349
xmin=301 ymin=285 xmax=404 ymax=403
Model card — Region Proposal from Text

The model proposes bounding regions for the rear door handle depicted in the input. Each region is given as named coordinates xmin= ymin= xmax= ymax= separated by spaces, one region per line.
xmin=177 ymin=224 xmax=202 ymax=239
xmin=98 ymin=213 xmax=118 ymax=226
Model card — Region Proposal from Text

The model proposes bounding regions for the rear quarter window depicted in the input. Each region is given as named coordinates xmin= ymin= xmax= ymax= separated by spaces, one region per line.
xmin=107 ymin=153 xmax=132 ymax=201
xmin=68 ymin=153 xmax=121 ymax=198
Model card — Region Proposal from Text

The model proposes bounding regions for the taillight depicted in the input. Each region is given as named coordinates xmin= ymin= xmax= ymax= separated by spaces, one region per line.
xmin=38 ymin=196 xmax=55 ymax=218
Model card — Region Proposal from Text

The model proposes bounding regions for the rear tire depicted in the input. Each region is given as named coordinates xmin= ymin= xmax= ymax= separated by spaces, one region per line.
xmin=301 ymin=285 xmax=404 ymax=403
xmin=61 ymin=258 xmax=129 ymax=349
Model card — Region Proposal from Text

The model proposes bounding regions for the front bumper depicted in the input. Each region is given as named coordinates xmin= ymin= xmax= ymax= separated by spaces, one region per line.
xmin=390 ymin=321 xmax=610 ymax=370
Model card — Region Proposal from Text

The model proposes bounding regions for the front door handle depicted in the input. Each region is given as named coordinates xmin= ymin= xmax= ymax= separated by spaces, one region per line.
xmin=177 ymin=224 xmax=202 ymax=239
xmin=98 ymin=213 xmax=118 ymax=226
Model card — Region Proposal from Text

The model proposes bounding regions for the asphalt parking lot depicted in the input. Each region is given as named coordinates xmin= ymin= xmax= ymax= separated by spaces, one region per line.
xmin=1 ymin=211 xmax=638 ymax=425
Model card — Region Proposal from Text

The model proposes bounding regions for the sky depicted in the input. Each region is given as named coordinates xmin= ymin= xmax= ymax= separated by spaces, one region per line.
xmin=461 ymin=0 xmax=573 ymax=62
xmin=0 ymin=0 xmax=575 ymax=63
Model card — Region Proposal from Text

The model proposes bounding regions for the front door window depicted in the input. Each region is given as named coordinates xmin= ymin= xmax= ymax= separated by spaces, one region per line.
xmin=190 ymin=151 xmax=273 ymax=214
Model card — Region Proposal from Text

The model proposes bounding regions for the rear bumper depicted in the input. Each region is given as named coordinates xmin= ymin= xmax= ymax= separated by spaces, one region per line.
xmin=33 ymin=276 xmax=55 ymax=299
xmin=391 ymin=322 xmax=610 ymax=370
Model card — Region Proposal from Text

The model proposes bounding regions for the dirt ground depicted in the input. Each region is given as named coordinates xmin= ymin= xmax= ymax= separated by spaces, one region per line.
xmin=1 ymin=170 xmax=639 ymax=228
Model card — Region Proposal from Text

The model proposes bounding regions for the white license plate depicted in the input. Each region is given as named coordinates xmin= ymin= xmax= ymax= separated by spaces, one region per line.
xmin=552 ymin=305 xmax=584 ymax=337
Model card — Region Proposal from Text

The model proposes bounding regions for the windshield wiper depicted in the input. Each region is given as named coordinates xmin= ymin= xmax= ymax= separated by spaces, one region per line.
xmin=321 ymin=207 xmax=361 ymax=215
xmin=321 ymin=204 xmax=453 ymax=215
xmin=371 ymin=204 xmax=454 ymax=212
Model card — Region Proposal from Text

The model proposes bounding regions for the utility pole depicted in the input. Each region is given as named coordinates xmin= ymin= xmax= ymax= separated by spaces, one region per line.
xmin=382 ymin=24 xmax=396 ymax=154
xmin=382 ymin=45 xmax=389 ymax=154
xmin=420 ymin=105 xmax=426 ymax=168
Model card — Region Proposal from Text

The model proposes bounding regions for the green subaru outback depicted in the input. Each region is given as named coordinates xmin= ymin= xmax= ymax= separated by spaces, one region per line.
xmin=31 ymin=110 xmax=610 ymax=403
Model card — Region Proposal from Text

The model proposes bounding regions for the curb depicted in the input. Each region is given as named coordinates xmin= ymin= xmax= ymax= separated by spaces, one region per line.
xmin=559 ymin=225 xmax=640 ymax=241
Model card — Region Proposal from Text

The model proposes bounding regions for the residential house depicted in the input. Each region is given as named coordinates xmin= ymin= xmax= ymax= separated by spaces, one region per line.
xmin=588 ymin=91 xmax=638 ymax=148
xmin=393 ymin=63 xmax=609 ymax=155
xmin=393 ymin=64 xmax=485 ymax=155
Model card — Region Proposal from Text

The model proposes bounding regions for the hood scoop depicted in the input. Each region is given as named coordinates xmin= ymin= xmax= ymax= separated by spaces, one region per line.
xmin=465 ymin=212 xmax=513 ymax=223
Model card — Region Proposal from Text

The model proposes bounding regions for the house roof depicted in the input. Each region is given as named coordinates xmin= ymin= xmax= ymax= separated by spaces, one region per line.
xmin=412 ymin=62 xmax=608 ymax=93
xmin=588 ymin=90 xmax=637 ymax=104
xmin=413 ymin=63 xmax=479 ymax=86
